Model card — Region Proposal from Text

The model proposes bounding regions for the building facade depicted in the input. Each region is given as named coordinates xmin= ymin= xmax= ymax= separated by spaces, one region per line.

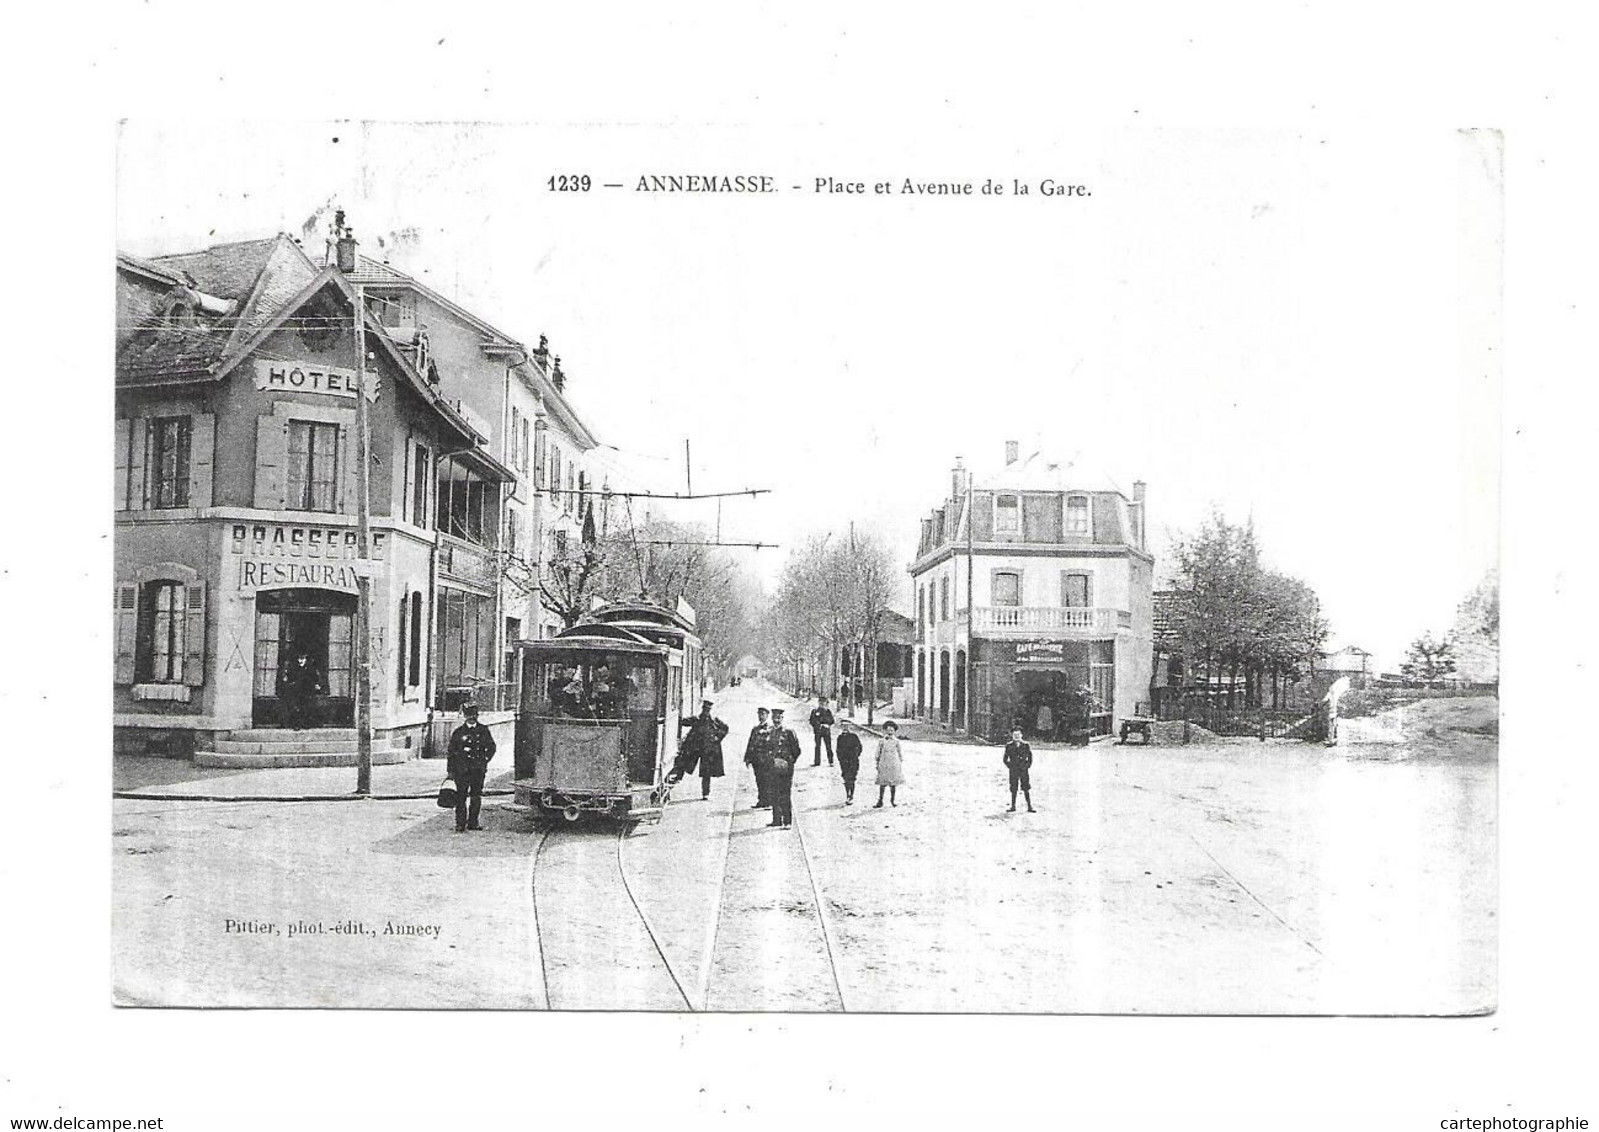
xmin=908 ymin=443 xmax=1154 ymax=742
xmin=114 ymin=231 xmax=598 ymax=760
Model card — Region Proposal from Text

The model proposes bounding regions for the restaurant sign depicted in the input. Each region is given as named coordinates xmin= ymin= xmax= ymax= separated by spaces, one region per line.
xmin=231 ymin=522 xmax=384 ymax=594
xmin=253 ymin=359 xmax=379 ymax=402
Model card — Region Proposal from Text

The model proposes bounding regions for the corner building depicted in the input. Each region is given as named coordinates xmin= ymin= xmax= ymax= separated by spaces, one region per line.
xmin=114 ymin=237 xmax=512 ymax=758
xmin=909 ymin=443 xmax=1155 ymax=742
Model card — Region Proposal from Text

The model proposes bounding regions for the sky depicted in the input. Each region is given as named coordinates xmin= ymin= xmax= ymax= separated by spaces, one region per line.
xmin=116 ymin=121 xmax=1500 ymax=670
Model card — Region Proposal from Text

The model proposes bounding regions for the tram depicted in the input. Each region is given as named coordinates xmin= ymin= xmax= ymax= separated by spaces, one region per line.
xmin=511 ymin=599 xmax=705 ymax=823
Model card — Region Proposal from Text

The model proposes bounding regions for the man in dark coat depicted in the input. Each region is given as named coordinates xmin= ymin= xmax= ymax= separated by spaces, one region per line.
xmin=767 ymin=708 xmax=803 ymax=828
xmin=835 ymin=719 xmax=863 ymax=805
xmin=670 ymin=699 xmax=730 ymax=799
xmin=447 ymin=704 xmax=497 ymax=832
xmin=808 ymin=697 xmax=836 ymax=767
xmin=1002 ymin=726 xmax=1036 ymax=813
xmin=277 ymin=649 xmax=323 ymax=730
xmin=744 ymin=707 xmax=773 ymax=809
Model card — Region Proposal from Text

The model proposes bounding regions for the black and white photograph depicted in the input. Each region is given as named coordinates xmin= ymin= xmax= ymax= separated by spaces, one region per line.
xmin=4 ymin=4 xmax=1595 ymax=1127
xmin=106 ymin=119 xmax=1503 ymax=1015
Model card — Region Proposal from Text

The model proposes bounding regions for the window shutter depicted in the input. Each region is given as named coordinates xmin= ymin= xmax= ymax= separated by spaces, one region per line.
xmin=114 ymin=583 xmax=139 ymax=684
xmin=189 ymin=412 xmax=216 ymax=508
xmin=401 ymin=436 xmax=415 ymax=524
xmin=337 ymin=421 xmax=354 ymax=515
xmin=254 ymin=417 xmax=288 ymax=509
xmin=114 ymin=418 xmax=132 ymax=511
xmin=127 ymin=417 xmax=150 ymax=511
xmin=183 ymin=581 xmax=207 ymax=686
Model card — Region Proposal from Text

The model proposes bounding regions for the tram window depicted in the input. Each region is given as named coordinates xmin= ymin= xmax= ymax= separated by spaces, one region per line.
xmin=535 ymin=654 xmax=655 ymax=719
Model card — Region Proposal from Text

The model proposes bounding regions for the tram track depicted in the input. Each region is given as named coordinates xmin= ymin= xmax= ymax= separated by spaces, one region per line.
xmin=529 ymin=820 xmax=695 ymax=1011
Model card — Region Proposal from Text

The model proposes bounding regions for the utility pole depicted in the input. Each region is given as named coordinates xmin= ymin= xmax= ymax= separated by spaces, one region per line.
xmin=336 ymin=216 xmax=374 ymax=796
xmin=965 ymin=463 xmax=974 ymax=735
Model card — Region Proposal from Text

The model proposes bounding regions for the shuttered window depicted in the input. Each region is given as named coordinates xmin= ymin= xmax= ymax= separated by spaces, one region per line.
xmin=994 ymin=494 xmax=1020 ymax=536
xmin=1062 ymin=572 xmax=1091 ymax=608
xmin=287 ymin=421 xmax=339 ymax=512
xmin=993 ymin=571 xmax=1022 ymax=607
xmin=135 ymin=582 xmax=185 ymax=683
xmin=148 ymin=416 xmax=191 ymax=509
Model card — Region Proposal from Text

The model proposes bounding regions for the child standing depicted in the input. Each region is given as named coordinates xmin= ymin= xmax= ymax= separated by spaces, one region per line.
xmin=1002 ymin=726 xmax=1036 ymax=813
xmin=873 ymin=720 xmax=905 ymax=808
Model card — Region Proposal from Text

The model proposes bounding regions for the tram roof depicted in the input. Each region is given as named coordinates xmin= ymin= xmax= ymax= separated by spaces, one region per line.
xmin=589 ymin=599 xmax=695 ymax=632
xmin=516 ymin=623 xmax=667 ymax=656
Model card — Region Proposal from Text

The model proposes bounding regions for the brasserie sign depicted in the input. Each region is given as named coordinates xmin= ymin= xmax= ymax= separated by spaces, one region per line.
xmin=253 ymin=359 xmax=380 ymax=402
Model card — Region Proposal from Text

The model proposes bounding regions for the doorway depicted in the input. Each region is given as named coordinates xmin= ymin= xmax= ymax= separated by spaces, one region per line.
xmin=252 ymin=588 xmax=356 ymax=727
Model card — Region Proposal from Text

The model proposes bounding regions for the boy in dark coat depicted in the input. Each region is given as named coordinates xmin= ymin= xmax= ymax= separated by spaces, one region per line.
xmin=447 ymin=704 xmax=497 ymax=832
xmin=1002 ymin=726 xmax=1036 ymax=813
xmin=744 ymin=707 xmax=773 ymax=809
xmin=835 ymin=720 xmax=863 ymax=804
xmin=767 ymin=708 xmax=803 ymax=828
xmin=809 ymin=698 xmax=835 ymax=766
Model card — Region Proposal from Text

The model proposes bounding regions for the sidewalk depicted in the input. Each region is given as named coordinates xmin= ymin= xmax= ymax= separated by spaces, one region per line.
xmin=113 ymin=753 xmax=512 ymax=801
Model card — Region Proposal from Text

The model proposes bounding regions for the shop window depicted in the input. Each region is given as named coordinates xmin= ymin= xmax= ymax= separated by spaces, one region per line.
xmin=994 ymin=494 xmax=1020 ymax=537
xmin=993 ymin=571 xmax=1022 ymax=607
xmin=1066 ymin=495 xmax=1090 ymax=535
xmin=147 ymin=416 xmax=191 ymax=509
xmin=287 ymin=420 xmax=339 ymax=513
xmin=1061 ymin=572 xmax=1091 ymax=608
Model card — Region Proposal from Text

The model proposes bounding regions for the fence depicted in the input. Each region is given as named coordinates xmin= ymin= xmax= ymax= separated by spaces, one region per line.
xmin=1154 ymin=690 xmax=1327 ymax=742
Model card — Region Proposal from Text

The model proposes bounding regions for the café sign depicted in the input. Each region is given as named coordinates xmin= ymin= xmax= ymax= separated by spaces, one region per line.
xmin=1015 ymin=640 xmax=1067 ymax=664
xmin=253 ymin=359 xmax=379 ymax=402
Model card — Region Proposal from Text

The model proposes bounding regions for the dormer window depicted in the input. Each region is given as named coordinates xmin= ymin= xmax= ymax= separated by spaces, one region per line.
xmin=994 ymin=494 xmax=1020 ymax=537
xmin=1065 ymin=495 xmax=1090 ymax=535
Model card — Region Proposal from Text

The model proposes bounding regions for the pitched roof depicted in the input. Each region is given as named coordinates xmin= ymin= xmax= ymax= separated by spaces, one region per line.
xmin=1153 ymin=590 xmax=1188 ymax=644
xmin=117 ymin=235 xmax=317 ymax=384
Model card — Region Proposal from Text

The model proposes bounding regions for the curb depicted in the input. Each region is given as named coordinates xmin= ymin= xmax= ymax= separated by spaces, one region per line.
xmin=113 ymin=788 xmax=518 ymax=804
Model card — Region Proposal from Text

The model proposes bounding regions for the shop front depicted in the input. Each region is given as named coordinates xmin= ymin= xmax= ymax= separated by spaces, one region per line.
xmin=971 ymin=637 xmax=1117 ymax=742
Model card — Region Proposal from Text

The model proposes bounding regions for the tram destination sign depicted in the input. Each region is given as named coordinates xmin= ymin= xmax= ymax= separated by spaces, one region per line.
xmin=253 ymin=359 xmax=380 ymax=402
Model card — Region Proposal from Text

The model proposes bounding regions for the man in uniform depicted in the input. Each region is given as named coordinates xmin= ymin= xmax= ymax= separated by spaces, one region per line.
xmin=808 ymin=697 xmax=836 ymax=767
xmin=767 ymin=708 xmax=803 ymax=828
xmin=1002 ymin=725 xmax=1036 ymax=813
xmin=277 ymin=648 xmax=323 ymax=730
xmin=447 ymin=704 xmax=498 ymax=832
xmin=744 ymin=706 xmax=773 ymax=809
xmin=835 ymin=719 xmax=863 ymax=805
xmin=669 ymin=699 xmax=730 ymax=799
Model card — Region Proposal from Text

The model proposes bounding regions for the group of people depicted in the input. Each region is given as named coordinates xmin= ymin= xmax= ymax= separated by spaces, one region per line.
xmin=668 ymin=695 xmax=908 ymax=828
xmin=544 ymin=662 xmax=632 ymax=719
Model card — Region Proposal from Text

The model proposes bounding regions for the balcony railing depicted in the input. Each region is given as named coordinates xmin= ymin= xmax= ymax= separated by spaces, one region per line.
xmin=971 ymin=606 xmax=1123 ymax=634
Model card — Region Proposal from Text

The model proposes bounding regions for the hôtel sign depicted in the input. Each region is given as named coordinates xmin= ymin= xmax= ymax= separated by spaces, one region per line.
xmin=253 ymin=359 xmax=380 ymax=402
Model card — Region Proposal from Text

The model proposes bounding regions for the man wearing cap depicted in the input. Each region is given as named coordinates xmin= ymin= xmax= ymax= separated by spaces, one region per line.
xmin=670 ymin=699 xmax=730 ymax=799
xmin=446 ymin=704 xmax=497 ymax=833
xmin=808 ymin=696 xmax=836 ymax=767
xmin=766 ymin=708 xmax=804 ymax=828
xmin=835 ymin=719 xmax=863 ymax=805
xmin=744 ymin=707 xmax=773 ymax=809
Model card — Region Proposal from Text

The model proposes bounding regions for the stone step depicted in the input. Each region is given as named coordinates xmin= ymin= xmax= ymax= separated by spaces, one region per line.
xmin=193 ymin=747 xmax=414 ymax=770
xmin=222 ymin=728 xmax=362 ymax=744
xmin=207 ymin=737 xmax=407 ymax=756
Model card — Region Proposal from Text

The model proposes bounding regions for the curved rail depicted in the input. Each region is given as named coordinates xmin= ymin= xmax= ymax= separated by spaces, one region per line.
xmin=526 ymin=826 xmax=557 ymax=1009
xmin=614 ymin=825 xmax=697 ymax=1010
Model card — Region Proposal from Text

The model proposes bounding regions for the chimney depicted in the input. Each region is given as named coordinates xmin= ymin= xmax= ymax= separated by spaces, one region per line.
xmin=1004 ymin=440 xmax=1019 ymax=465
xmin=1130 ymin=480 xmax=1147 ymax=548
xmin=951 ymin=457 xmax=967 ymax=501
xmin=335 ymin=226 xmax=359 ymax=274
xmin=552 ymin=356 xmax=566 ymax=392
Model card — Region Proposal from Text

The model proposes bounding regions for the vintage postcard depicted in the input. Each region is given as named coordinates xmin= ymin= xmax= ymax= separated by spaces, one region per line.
xmin=110 ymin=121 xmax=1499 ymax=1015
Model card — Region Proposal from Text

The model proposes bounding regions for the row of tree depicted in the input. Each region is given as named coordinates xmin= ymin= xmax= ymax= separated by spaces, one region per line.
xmin=1400 ymin=568 xmax=1499 ymax=683
xmin=758 ymin=526 xmax=897 ymax=717
xmin=1162 ymin=512 xmax=1329 ymax=709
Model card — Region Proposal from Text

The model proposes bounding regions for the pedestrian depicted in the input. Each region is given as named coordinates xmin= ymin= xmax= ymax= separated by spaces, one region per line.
xmin=277 ymin=648 xmax=323 ymax=730
xmin=446 ymin=703 xmax=497 ymax=833
xmin=835 ymin=719 xmax=863 ymax=804
xmin=1002 ymin=726 xmax=1036 ymax=813
xmin=670 ymin=699 xmax=730 ymax=799
xmin=745 ymin=706 xmax=773 ymax=809
xmin=767 ymin=707 xmax=803 ymax=828
xmin=872 ymin=720 xmax=905 ymax=808
xmin=809 ymin=696 xmax=835 ymax=767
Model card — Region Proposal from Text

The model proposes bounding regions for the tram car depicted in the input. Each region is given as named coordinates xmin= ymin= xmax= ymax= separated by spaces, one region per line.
xmin=511 ymin=599 xmax=705 ymax=823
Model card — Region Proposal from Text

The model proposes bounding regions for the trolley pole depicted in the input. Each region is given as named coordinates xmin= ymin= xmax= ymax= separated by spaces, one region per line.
xmin=338 ymin=222 xmax=374 ymax=796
